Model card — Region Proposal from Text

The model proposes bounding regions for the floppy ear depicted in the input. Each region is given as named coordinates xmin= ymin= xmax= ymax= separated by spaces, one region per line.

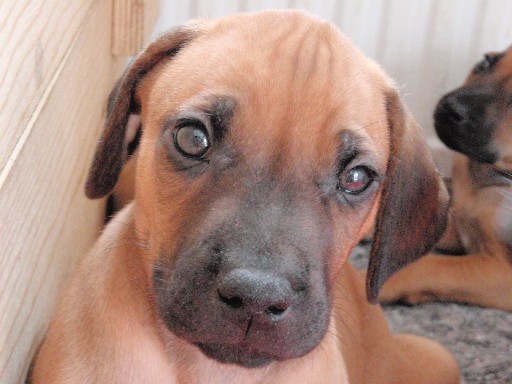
xmin=366 ymin=90 xmax=449 ymax=303
xmin=85 ymin=24 xmax=206 ymax=199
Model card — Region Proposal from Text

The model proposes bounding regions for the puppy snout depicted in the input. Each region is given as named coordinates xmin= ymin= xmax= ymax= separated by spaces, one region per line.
xmin=217 ymin=269 xmax=294 ymax=321
xmin=434 ymin=88 xmax=498 ymax=162
xmin=436 ymin=94 xmax=468 ymax=126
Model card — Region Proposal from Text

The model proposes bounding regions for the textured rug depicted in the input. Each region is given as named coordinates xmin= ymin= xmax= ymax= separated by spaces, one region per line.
xmin=350 ymin=244 xmax=512 ymax=384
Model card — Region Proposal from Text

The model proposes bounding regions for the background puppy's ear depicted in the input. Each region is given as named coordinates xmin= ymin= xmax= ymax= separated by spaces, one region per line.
xmin=366 ymin=90 xmax=449 ymax=303
xmin=85 ymin=24 xmax=205 ymax=199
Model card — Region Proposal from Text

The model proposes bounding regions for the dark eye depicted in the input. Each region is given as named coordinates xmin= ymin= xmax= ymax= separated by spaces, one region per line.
xmin=338 ymin=166 xmax=374 ymax=194
xmin=474 ymin=53 xmax=503 ymax=74
xmin=174 ymin=123 xmax=210 ymax=158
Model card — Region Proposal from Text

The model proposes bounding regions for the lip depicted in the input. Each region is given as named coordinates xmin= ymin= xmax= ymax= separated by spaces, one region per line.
xmin=491 ymin=166 xmax=512 ymax=182
xmin=435 ymin=129 xmax=498 ymax=164
xmin=196 ymin=342 xmax=279 ymax=368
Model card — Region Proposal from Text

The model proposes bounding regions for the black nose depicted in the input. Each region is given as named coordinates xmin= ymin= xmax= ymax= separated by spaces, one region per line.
xmin=434 ymin=93 xmax=470 ymax=151
xmin=436 ymin=94 xmax=468 ymax=126
xmin=218 ymin=269 xmax=293 ymax=321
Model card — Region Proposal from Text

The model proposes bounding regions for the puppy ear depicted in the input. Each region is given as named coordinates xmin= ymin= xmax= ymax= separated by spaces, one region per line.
xmin=85 ymin=24 xmax=205 ymax=199
xmin=366 ymin=90 xmax=449 ymax=303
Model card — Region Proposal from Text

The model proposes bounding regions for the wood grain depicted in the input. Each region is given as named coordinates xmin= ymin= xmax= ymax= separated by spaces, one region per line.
xmin=0 ymin=0 xmax=110 ymax=379
xmin=0 ymin=0 xmax=96 ymax=174
xmin=0 ymin=0 xmax=159 ymax=382
xmin=112 ymin=0 xmax=160 ymax=55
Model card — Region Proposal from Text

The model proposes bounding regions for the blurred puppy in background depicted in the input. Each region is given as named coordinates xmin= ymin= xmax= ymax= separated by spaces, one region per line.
xmin=380 ymin=45 xmax=512 ymax=311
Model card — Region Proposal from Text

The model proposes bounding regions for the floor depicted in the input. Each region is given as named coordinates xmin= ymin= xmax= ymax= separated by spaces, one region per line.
xmin=350 ymin=244 xmax=512 ymax=384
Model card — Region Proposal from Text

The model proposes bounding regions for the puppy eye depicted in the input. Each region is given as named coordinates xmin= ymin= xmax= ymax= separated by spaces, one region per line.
xmin=174 ymin=122 xmax=210 ymax=158
xmin=338 ymin=166 xmax=374 ymax=194
xmin=474 ymin=53 xmax=502 ymax=74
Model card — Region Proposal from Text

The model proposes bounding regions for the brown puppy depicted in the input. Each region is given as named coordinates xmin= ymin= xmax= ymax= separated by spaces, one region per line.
xmin=31 ymin=11 xmax=459 ymax=384
xmin=379 ymin=46 xmax=512 ymax=311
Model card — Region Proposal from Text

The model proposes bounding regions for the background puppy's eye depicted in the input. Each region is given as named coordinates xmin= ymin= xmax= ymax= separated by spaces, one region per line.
xmin=474 ymin=53 xmax=503 ymax=74
xmin=174 ymin=123 xmax=210 ymax=158
xmin=474 ymin=56 xmax=492 ymax=73
xmin=338 ymin=166 xmax=374 ymax=194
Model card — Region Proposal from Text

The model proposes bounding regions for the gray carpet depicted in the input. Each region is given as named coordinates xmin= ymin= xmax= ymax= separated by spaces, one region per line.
xmin=350 ymin=244 xmax=512 ymax=384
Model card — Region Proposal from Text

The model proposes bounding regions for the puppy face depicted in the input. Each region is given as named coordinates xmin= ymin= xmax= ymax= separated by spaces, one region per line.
xmin=87 ymin=11 xmax=447 ymax=369
xmin=137 ymin=14 xmax=387 ymax=367
xmin=434 ymin=45 xmax=512 ymax=167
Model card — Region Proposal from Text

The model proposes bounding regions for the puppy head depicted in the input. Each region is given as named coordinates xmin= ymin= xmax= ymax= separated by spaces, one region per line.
xmin=86 ymin=11 xmax=447 ymax=367
xmin=434 ymin=45 xmax=512 ymax=168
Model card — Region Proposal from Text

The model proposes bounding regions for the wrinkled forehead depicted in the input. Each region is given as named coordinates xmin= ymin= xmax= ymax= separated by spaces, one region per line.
xmin=466 ymin=45 xmax=512 ymax=85
xmin=141 ymin=12 xmax=391 ymax=173
xmin=501 ymin=46 xmax=512 ymax=89
xmin=496 ymin=45 xmax=512 ymax=74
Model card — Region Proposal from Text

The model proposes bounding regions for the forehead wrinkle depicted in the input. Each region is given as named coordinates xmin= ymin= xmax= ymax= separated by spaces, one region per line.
xmin=268 ymin=18 xmax=306 ymax=74
xmin=277 ymin=23 xmax=340 ymax=102
xmin=240 ymin=17 xmax=342 ymax=101
xmin=500 ymin=52 xmax=512 ymax=87
xmin=289 ymin=25 xmax=316 ymax=83
xmin=228 ymin=35 xmax=341 ymax=172
xmin=496 ymin=50 xmax=512 ymax=80
xmin=299 ymin=26 xmax=337 ymax=87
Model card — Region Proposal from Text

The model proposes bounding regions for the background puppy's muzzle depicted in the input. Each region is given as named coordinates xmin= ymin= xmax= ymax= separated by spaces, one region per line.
xmin=434 ymin=88 xmax=498 ymax=163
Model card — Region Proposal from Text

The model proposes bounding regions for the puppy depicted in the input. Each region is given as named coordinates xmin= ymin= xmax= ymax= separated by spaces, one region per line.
xmin=379 ymin=46 xmax=512 ymax=311
xmin=31 ymin=11 xmax=459 ymax=383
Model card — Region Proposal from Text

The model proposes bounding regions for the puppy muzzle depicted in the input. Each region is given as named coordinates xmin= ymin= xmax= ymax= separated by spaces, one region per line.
xmin=434 ymin=87 xmax=499 ymax=163
xmin=152 ymin=190 xmax=332 ymax=367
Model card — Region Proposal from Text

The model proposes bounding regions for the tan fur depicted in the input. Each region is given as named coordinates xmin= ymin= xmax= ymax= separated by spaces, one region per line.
xmin=379 ymin=46 xmax=512 ymax=311
xmin=31 ymin=11 xmax=459 ymax=383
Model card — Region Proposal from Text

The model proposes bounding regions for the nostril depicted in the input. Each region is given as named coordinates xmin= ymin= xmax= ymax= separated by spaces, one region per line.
xmin=267 ymin=305 xmax=284 ymax=315
xmin=447 ymin=108 xmax=464 ymax=124
xmin=218 ymin=290 xmax=243 ymax=309
xmin=265 ymin=303 xmax=290 ymax=321
xmin=437 ymin=95 xmax=468 ymax=126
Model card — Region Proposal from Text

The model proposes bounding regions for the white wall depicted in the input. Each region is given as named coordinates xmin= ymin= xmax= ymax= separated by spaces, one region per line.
xmin=154 ymin=0 xmax=512 ymax=175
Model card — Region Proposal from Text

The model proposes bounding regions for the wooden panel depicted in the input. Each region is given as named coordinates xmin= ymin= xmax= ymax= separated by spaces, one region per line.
xmin=0 ymin=0 xmax=95 ymax=173
xmin=0 ymin=1 xmax=116 ymax=382
xmin=112 ymin=0 xmax=160 ymax=55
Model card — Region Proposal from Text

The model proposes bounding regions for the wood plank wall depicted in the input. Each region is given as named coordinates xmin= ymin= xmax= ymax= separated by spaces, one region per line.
xmin=155 ymin=0 xmax=512 ymax=175
xmin=0 ymin=1 xmax=158 ymax=382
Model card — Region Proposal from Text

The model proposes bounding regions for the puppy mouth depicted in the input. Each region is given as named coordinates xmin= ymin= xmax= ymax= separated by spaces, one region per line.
xmin=434 ymin=103 xmax=498 ymax=164
xmin=460 ymin=145 xmax=498 ymax=164
xmin=491 ymin=165 xmax=512 ymax=182
xmin=195 ymin=342 xmax=279 ymax=368
xmin=435 ymin=123 xmax=498 ymax=163
xmin=434 ymin=120 xmax=498 ymax=163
